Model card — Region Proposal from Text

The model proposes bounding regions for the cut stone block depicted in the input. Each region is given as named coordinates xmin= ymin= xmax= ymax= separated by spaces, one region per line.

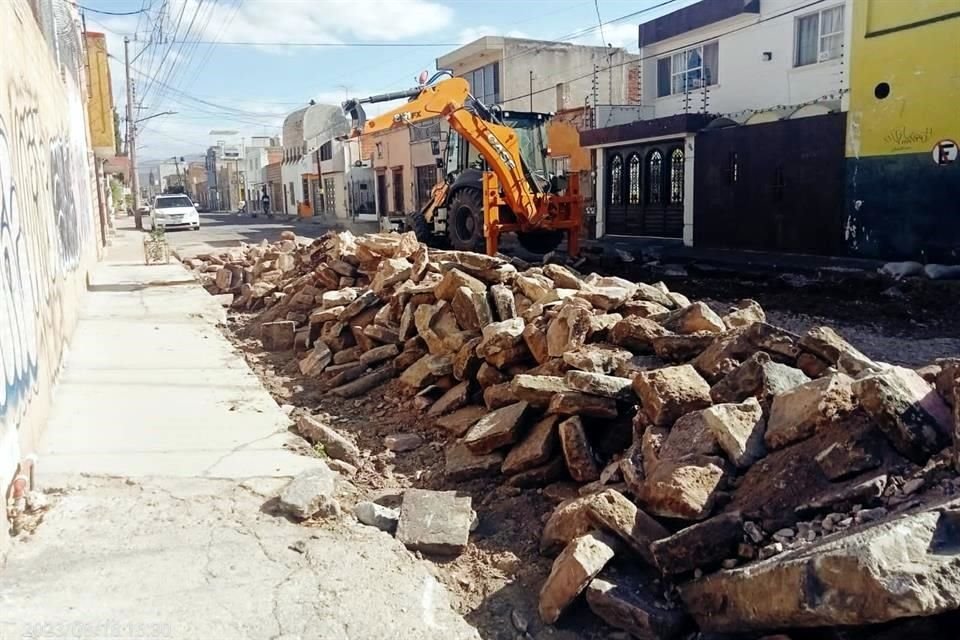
xmin=702 ymin=397 xmax=767 ymax=469
xmin=586 ymin=488 xmax=669 ymax=564
xmin=502 ymin=415 xmax=560 ymax=475
xmin=854 ymin=366 xmax=953 ymax=463
xmin=633 ymin=364 xmax=712 ymax=427
xmin=511 ymin=375 xmax=571 ymax=408
xmin=586 ymin=570 xmax=690 ymax=640
xmin=766 ymin=373 xmax=856 ymax=450
xmin=434 ymin=405 xmax=487 ymax=437
xmin=539 ymin=531 xmax=618 ymax=624
xmin=435 ymin=268 xmax=486 ymax=301
xmin=548 ymin=392 xmax=618 ymax=418
xmin=444 ymin=441 xmax=505 ymax=481
xmin=565 ymin=370 xmax=634 ymax=401
xmin=638 ymin=454 xmax=726 ymax=521
xmin=261 ymin=320 xmax=296 ymax=351
xmin=559 ymin=416 xmax=600 ymax=482
xmin=463 ymin=401 xmax=529 ymax=454
xmin=650 ymin=511 xmax=743 ymax=575
xmin=682 ymin=499 xmax=960 ymax=631
xmin=395 ymin=489 xmax=473 ymax=555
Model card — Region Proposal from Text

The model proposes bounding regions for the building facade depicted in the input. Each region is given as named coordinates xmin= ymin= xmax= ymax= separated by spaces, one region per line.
xmin=243 ymin=136 xmax=281 ymax=208
xmin=843 ymin=0 xmax=960 ymax=262
xmin=582 ymin=0 xmax=852 ymax=254
xmin=281 ymin=107 xmax=309 ymax=216
xmin=437 ymin=36 xmax=639 ymax=113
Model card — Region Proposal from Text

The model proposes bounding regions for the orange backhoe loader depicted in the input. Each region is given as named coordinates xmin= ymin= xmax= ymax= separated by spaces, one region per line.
xmin=342 ymin=73 xmax=581 ymax=256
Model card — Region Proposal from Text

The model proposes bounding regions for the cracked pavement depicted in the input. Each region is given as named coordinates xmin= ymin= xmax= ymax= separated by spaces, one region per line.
xmin=0 ymin=227 xmax=479 ymax=639
xmin=1 ymin=476 xmax=479 ymax=639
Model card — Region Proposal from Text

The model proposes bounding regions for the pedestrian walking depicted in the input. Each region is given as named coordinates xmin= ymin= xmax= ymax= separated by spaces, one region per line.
xmin=261 ymin=190 xmax=271 ymax=219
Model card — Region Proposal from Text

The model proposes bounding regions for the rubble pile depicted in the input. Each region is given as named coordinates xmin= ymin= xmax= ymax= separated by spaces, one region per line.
xmin=189 ymin=231 xmax=960 ymax=638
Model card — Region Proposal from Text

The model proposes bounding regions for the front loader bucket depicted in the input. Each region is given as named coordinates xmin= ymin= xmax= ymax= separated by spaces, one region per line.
xmin=341 ymin=99 xmax=368 ymax=135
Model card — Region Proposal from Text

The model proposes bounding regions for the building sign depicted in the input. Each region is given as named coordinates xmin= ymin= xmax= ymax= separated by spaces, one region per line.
xmin=933 ymin=139 xmax=957 ymax=165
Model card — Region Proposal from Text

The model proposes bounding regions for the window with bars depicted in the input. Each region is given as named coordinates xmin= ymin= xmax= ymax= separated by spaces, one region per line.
xmin=392 ymin=167 xmax=404 ymax=212
xmin=462 ymin=61 xmax=501 ymax=106
xmin=627 ymin=153 xmax=641 ymax=205
xmin=415 ymin=165 xmax=437 ymax=209
xmin=646 ymin=150 xmax=663 ymax=204
xmin=795 ymin=5 xmax=844 ymax=66
xmin=669 ymin=147 xmax=684 ymax=204
xmin=324 ymin=177 xmax=336 ymax=212
xmin=319 ymin=141 xmax=333 ymax=161
xmin=411 ymin=118 xmax=441 ymax=143
xmin=609 ymin=154 xmax=623 ymax=205
xmin=657 ymin=42 xmax=718 ymax=97
xmin=551 ymin=156 xmax=571 ymax=176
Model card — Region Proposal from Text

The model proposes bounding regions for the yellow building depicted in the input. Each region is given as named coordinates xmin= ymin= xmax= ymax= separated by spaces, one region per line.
xmin=84 ymin=31 xmax=116 ymax=158
xmin=845 ymin=0 xmax=960 ymax=261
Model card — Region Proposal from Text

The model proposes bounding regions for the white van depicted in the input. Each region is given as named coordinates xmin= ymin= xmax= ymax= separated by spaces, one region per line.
xmin=151 ymin=194 xmax=200 ymax=231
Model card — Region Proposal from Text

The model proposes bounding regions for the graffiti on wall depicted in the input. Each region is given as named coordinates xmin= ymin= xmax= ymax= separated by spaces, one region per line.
xmin=0 ymin=77 xmax=93 ymax=430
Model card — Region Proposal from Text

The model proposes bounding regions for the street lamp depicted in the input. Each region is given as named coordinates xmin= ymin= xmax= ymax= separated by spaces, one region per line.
xmin=135 ymin=110 xmax=177 ymax=124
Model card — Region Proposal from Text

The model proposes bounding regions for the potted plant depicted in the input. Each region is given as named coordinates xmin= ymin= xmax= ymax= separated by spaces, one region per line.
xmin=143 ymin=225 xmax=170 ymax=264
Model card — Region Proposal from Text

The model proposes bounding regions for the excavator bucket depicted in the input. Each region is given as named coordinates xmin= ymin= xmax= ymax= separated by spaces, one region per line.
xmin=341 ymin=99 xmax=368 ymax=136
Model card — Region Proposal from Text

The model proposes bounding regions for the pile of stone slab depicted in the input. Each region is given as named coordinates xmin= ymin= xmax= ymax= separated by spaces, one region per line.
xmin=189 ymin=230 xmax=960 ymax=638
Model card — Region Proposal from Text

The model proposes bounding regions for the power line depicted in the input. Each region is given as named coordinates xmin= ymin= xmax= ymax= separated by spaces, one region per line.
xmin=147 ymin=0 xmax=208 ymax=112
xmin=73 ymin=2 xmax=147 ymax=15
xmin=593 ymin=0 xmax=607 ymax=47
xmin=179 ymin=0 xmax=241 ymax=94
xmin=166 ymin=40 xmax=464 ymax=47
xmin=497 ymin=0 xmax=831 ymax=107
xmin=141 ymin=0 xmax=188 ymax=102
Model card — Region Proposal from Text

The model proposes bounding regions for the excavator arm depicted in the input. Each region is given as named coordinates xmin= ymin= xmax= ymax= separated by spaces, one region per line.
xmin=342 ymin=77 xmax=543 ymax=225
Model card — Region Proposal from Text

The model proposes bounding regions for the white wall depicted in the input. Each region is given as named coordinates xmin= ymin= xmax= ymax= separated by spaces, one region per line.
xmin=641 ymin=0 xmax=852 ymax=117
xmin=439 ymin=38 xmax=638 ymax=114
xmin=1 ymin=0 xmax=101 ymax=551
xmin=501 ymin=41 xmax=638 ymax=113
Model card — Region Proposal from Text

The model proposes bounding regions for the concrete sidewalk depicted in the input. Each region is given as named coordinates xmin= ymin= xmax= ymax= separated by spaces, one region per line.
xmin=0 ymin=222 xmax=479 ymax=640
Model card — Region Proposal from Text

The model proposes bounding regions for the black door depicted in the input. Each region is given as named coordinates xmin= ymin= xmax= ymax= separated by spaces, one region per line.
xmin=376 ymin=172 xmax=387 ymax=216
xmin=605 ymin=140 xmax=685 ymax=238
xmin=694 ymin=113 xmax=846 ymax=255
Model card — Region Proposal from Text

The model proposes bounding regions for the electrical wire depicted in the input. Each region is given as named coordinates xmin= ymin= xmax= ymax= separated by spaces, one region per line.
xmin=166 ymin=40 xmax=463 ymax=47
xmin=73 ymin=2 xmax=147 ymax=15
xmin=593 ymin=0 xmax=607 ymax=48
xmin=497 ymin=0 xmax=831 ymax=107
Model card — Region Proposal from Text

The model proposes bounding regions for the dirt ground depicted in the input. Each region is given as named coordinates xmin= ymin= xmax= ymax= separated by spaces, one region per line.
xmin=223 ymin=270 xmax=958 ymax=640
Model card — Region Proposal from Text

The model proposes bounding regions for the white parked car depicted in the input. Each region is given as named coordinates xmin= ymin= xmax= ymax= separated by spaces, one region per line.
xmin=151 ymin=194 xmax=200 ymax=231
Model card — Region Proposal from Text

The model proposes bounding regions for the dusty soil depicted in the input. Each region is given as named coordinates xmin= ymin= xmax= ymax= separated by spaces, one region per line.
xmin=223 ymin=267 xmax=959 ymax=640
xmin=226 ymin=317 xmax=602 ymax=640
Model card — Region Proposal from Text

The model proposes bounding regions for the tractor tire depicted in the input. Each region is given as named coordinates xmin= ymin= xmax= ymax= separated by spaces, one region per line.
xmin=517 ymin=230 xmax=564 ymax=255
xmin=446 ymin=188 xmax=485 ymax=253
xmin=406 ymin=210 xmax=433 ymax=244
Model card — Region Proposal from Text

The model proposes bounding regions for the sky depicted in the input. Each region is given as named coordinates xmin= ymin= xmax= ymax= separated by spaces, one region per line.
xmin=82 ymin=0 xmax=692 ymax=168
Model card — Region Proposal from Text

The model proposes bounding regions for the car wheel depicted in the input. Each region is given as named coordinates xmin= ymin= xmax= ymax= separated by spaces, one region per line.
xmin=192 ymin=225 xmax=200 ymax=231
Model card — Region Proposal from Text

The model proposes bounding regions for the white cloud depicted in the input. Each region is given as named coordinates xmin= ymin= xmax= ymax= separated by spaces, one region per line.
xmin=178 ymin=0 xmax=453 ymax=46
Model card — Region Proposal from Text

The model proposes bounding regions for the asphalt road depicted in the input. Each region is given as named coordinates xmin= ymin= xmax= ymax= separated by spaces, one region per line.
xmin=156 ymin=211 xmax=378 ymax=258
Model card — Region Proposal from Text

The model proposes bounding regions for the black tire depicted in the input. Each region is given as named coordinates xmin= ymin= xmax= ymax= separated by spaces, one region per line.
xmin=407 ymin=209 xmax=432 ymax=244
xmin=517 ymin=230 xmax=564 ymax=255
xmin=446 ymin=188 xmax=485 ymax=252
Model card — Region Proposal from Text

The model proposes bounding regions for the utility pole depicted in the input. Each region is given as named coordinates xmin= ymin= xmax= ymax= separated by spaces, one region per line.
xmin=529 ymin=71 xmax=534 ymax=111
xmin=124 ymin=37 xmax=142 ymax=230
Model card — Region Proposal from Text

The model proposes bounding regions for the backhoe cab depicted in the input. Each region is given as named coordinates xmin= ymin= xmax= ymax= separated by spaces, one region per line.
xmin=342 ymin=74 xmax=581 ymax=256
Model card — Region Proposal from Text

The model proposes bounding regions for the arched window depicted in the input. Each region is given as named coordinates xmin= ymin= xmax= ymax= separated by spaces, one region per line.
xmin=609 ymin=154 xmax=623 ymax=205
xmin=669 ymin=147 xmax=684 ymax=204
xmin=646 ymin=150 xmax=663 ymax=204
xmin=627 ymin=153 xmax=642 ymax=204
